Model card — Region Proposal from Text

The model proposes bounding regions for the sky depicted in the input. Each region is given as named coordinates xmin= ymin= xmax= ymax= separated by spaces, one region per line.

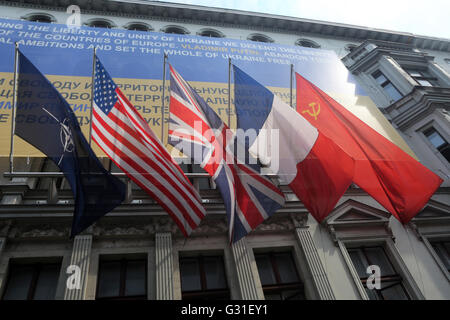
xmin=155 ymin=0 xmax=450 ymax=39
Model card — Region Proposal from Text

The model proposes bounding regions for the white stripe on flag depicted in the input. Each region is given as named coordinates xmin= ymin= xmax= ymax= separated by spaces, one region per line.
xmin=249 ymin=95 xmax=319 ymax=185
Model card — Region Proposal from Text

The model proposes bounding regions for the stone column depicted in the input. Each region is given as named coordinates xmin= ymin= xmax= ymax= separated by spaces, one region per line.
xmin=231 ymin=238 xmax=264 ymax=300
xmin=295 ymin=228 xmax=336 ymax=300
xmin=155 ymin=232 xmax=174 ymax=300
xmin=429 ymin=61 xmax=450 ymax=86
xmin=64 ymin=235 xmax=93 ymax=300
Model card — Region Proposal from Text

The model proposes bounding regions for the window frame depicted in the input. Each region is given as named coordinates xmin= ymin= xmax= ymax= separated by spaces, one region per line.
xmin=161 ymin=25 xmax=190 ymax=35
xmin=247 ymin=33 xmax=274 ymax=43
xmin=429 ymin=240 xmax=450 ymax=273
xmin=124 ymin=22 xmax=153 ymax=32
xmin=325 ymin=200 xmax=425 ymax=300
xmin=295 ymin=38 xmax=321 ymax=49
xmin=2 ymin=261 xmax=61 ymax=300
xmin=254 ymin=251 xmax=305 ymax=300
xmin=416 ymin=232 xmax=450 ymax=282
xmin=371 ymin=70 xmax=403 ymax=102
xmin=346 ymin=246 xmax=411 ymax=300
xmin=21 ymin=13 xmax=56 ymax=23
xmin=179 ymin=254 xmax=230 ymax=300
xmin=423 ymin=127 xmax=450 ymax=164
xmin=404 ymin=68 xmax=439 ymax=87
xmin=197 ymin=28 xmax=225 ymax=38
xmin=95 ymin=258 xmax=148 ymax=300
xmin=339 ymin=238 xmax=423 ymax=300
xmin=85 ymin=18 xmax=116 ymax=29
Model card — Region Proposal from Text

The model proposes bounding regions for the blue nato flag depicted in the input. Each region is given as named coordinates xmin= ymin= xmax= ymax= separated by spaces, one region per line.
xmin=14 ymin=50 xmax=126 ymax=237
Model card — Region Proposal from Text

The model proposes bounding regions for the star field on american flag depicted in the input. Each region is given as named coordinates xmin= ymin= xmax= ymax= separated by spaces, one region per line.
xmin=94 ymin=60 xmax=117 ymax=115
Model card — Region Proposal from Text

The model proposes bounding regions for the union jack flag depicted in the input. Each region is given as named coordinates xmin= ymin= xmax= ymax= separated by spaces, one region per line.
xmin=168 ymin=65 xmax=285 ymax=242
xmin=91 ymin=57 xmax=206 ymax=236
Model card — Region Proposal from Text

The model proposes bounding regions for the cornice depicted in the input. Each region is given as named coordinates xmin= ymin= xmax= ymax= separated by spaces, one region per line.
xmin=1 ymin=0 xmax=449 ymax=51
xmin=384 ymin=86 xmax=450 ymax=130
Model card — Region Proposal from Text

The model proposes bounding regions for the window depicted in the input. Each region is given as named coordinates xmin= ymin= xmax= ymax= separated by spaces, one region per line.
xmin=2 ymin=262 xmax=60 ymax=300
xmin=248 ymin=34 xmax=274 ymax=43
xmin=88 ymin=20 xmax=113 ymax=29
xmin=126 ymin=23 xmax=151 ymax=32
xmin=404 ymin=68 xmax=438 ymax=87
xmin=254 ymin=252 xmax=305 ymax=300
xmin=430 ymin=241 xmax=450 ymax=272
xmin=295 ymin=39 xmax=320 ymax=49
xmin=24 ymin=14 xmax=54 ymax=23
xmin=347 ymin=247 xmax=410 ymax=300
xmin=372 ymin=70 xmax=403 ymax=102
xmin=198 ymin=29 xmax=224 ymax=38
xmin=163 ymin=26 xmax=189 ymax=35
xmin=424 ymin=127 xmax=450 ymax=163
xmin=96 ymin=258 xmax=147 ymax=300
xmin=179 ymin=255 xmax=229 ymax=299
xmin=345 ymin=44 xmax=358 ymax=52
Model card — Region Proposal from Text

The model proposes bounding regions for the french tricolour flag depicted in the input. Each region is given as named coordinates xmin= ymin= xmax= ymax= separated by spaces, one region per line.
xmin=233 ymin=65 xmax=355 ymax=222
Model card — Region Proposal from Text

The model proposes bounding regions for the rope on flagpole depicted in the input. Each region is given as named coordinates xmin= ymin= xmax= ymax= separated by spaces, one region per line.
xmin=88 ymin=47 xmax=96 ymax=147
xmin=228 ymin=58 xmax=231 ymax=128
xmin=290 ymin=63 xmax=294 ymax=108
xmin=9 ymin=42 xmax=19 ymax=177
xmin=161 ymin=53 xmax=168 ymax=145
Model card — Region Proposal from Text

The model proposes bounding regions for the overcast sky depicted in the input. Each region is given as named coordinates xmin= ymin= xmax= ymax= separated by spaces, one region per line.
xmin=157 ymin=0 xmax=449 ymax=39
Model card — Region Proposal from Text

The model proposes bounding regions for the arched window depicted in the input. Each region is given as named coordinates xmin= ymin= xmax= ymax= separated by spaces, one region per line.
xmin=86 ymin=19 xmax=115 ymax=29
xmin=345 ymin=44 xmax=358 ymax=52
xmin=161 ymin=25 xmax=190 ymax=35
xmin=124 ymin=22 xmax=153 ymax=32
xmin=197 ymin=28 xmax=225 ymax=38
xmin=295 ymin=38 xmax=321 ymax=48
xmin=22 ymin=13 xmax=55 ymax=23
xmin=247 ymin=33 xmax=274 ymax=43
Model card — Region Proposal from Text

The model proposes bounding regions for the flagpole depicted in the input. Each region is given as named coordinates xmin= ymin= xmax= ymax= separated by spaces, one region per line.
xmin=9 ymin=42 xmax=19 ymax=175
xmin=228 ymin=58 xmax=231 ymax=127
xmin=161 ymin=53 xmax=167 ymax=145
xmin=290 ymin=63 xmax=293 ymax=108
xmin=88 ymin=47 xmax=96 ymax=147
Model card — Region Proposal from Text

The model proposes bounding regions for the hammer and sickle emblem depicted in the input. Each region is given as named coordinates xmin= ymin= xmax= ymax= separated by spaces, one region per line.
xmin=302 ymin=102 xmax=321 ymax=120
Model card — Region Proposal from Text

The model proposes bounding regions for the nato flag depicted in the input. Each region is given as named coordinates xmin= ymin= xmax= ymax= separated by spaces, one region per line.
xmin=14 ymin=50 xmax=126 ymax=237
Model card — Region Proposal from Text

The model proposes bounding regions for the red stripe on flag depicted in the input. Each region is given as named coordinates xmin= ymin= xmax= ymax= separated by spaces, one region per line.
xmin=93 ymin=108 xmax=203 ymax=227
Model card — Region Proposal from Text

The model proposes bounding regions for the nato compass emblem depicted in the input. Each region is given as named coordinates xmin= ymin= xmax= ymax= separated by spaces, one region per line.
xmin=43 ymin=108 xmax=74 ymax=165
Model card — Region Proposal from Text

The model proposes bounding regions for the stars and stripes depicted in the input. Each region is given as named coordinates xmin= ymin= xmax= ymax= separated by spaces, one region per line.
xmin=168 ymin=65 xmax=285 ymax=243
xmin=92 ymin=57 xmax=206 ymax=236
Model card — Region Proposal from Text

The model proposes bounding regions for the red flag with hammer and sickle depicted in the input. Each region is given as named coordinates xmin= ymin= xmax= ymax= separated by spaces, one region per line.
xmin=296 ymin=73 xmax=443 ymax=224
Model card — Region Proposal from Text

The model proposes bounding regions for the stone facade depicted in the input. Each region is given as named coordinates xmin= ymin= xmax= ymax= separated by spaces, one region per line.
xmin=0 ymin=0 xmax=449 ymax=300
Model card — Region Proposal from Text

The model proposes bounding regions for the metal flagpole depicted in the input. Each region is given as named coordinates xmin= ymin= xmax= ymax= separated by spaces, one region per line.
xmin=161 ymin=53 xmax=168 ymax=145
xmin=9 ymin=42 xmax=19 ymax=175
xmin=290 ymin=63 xmax=294 ymax=108
xmin=228 ymin=58 xmax=231 ymax=127
xmin=88 ymin=47 xmax=96 ymax=147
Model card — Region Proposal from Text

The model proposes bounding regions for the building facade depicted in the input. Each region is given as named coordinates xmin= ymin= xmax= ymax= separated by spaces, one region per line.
xmin=0 ymin=0 xmax=449 ymax=300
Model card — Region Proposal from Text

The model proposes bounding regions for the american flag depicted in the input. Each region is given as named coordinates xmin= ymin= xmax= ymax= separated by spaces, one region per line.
xmin=168 ymin=65 xmax=285 ymax=242
xmin=91 ymin=57 xmax=206 ymax=236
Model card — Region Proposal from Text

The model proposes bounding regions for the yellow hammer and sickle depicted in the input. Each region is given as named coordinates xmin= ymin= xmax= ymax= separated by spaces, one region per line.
xmin=301 ymin=102 xmax=321 ymax=120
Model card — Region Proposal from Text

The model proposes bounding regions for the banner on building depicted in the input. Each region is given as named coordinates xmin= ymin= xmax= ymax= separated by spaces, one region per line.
xmin=0 ymin=18 xmax=414 ymax=158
